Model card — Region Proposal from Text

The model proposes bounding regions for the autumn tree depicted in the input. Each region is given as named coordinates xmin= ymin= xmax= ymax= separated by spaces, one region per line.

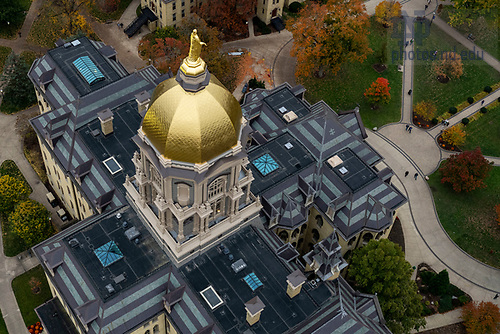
xmin=495 ymin=204 xmax=500 ymax=224
xmin=287 ymin=0 xmax=371 ymax=78
xmin=413 ymin=101 xmax=437 ymax=121
xmin=449 ymin=0 xmax=498 ymax=26
xmin=349 ymin=239 xmax=425 ymax=334
xmin=364 ymin=77 xmax=391 ymax=106
xmin=9 ymin=199 xmax=53 ymax=247
xmin=375 ymin=0 xmax=402 ymax=28
xmin=199 ymin=0 xmax=256 ymax=36
xmin=441 ymin=125 xmax=466 ymax=146
xmin=461 ymin=301 xmax=500 ymax=334
xmin=0 ymin=175 xmax=30 ymax=217
xmin=48 ymin=0 xmax=93 ymax=35
xmin=138 ymin=37 xmax=189 ymax=74
xmin=439 ymin=147 xmax=493 ymax=192
xmin=0 ymin=53 xmax=37 ymax=113
xmin=433 ymin=52 xmax=463 ymax=80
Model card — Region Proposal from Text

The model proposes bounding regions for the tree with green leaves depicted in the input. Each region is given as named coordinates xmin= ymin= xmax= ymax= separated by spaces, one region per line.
xmin=349 ymin=239 xmax=425 ymax=334
xmin=448 ymin=0 xmax=498 ymax=26
xmin=0 ymin=53 xmax=37 ymax=113
xmin=0 ymin=175 xmax=30 ymax=217
xmin=9 ymin=199 xmax=53 ymax=247
xmin=0 ymin=0 xmax=26 ymax=26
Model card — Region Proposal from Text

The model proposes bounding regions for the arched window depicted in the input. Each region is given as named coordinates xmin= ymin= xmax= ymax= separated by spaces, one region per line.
xmin=363 ymin=233 xmax=373 ymax=243
xmin=153 ymin=325 xmax=160 ymax=333
xmin=348 ymin=236 xmax=356 ymax=246
xmin=298 ymin=238 xmax=304 ymax=249
xmin=208 ymin=177 xmax=225 ymax=198
xmin=376 ymin=231 xmax=384 ymax=240
xmin=300 ymin=224 xmax=307 ymax=233
xmin=145 ymin=330 xmax=150 ymax=334
xmin=292 ymin=228 xmax=299 ymax=238
xmin=278 ymin=230 xmax=288 ymax=242
xmin=315 ymin=215 xmax=323 ymax=228
xmin=177 ymin=183 xmax=190 ymax=207
xmin=291 ymin=242 xmax=297 ymax=247
xmin=312 ymin=229 xmax=320 ymax=242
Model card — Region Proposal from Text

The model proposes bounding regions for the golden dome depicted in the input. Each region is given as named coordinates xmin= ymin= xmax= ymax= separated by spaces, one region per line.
xmin=142 ymin=75 xmax=242 ymax=164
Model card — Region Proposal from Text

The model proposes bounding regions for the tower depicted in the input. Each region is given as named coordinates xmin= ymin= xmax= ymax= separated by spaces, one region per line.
xmin=127 ymin=30 xmax=261 ymax=265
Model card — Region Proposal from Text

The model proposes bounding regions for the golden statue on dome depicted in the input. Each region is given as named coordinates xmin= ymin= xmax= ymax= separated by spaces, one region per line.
xmin=187 ymin=29 xmax=206 ymax=63
xmin=180 ymin=29 xmax=207 ymax=76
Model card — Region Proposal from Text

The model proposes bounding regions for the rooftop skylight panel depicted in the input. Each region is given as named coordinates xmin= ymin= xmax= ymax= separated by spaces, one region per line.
xmin=73 ymin=56 xmax=105 ymax=85
xmin=103 ymin=157 xmax=123 ymax=175
xmin=200 ymin=286 xmax=224 ymax=309
xmin=94 ymin=241 xmax=123 ymax=267
xmin=252 ymin=153 xmax=279 ymax=176
xmin=244 ymin=272 xmax=263 ymax=291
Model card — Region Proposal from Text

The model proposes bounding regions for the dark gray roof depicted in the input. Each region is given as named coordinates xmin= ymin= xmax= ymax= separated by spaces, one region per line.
xmin=303 ymin=232 xmax=347 ymax=281
xmin=36 ymin=298 xmax=78 ymax=334
xmin=244 ymin=296 xmax=265 ymax=315
xmin=287 ymin=269 xmax=306 ymax=288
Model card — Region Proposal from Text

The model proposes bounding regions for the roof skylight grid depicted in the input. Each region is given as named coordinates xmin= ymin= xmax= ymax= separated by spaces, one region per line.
xmin=252 ymin=154 xmax=279 ymax=176
xmin=94 ymin=241 xmax=123 ymax=267
xmin=73 ymin=56 xmax=105 ymax=85
xmin=244 ymin=272 xmax=263 ymax=291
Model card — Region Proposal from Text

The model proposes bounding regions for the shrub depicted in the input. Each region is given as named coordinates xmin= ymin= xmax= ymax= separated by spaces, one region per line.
xmin=136 ymin=5 xmax=142 ymax=17
xmin=439 ymin=295 xmax=453 ymax=313
xmin=467 ymin=97 xmax=474 ymax=104
xmin=480 ymin=107 xmax=488 ymax=113
xmin=289 ymin=1 xmax=304 ymax=13
xmin=458 ymin=295 xmax=469 ymax=305
xmin=414 ymin=101 xmax=437 ymax=121
xmin=422 ymin=306 xmax=434 ymax=316
xmin=449 ymin=107 xmax=457 ymax=114
xmin=484 ymin=86 xmax=492 ymax=93
xmin=431 ymin=118 xmax=439 ymax=125
xmin=429 ymin=270 xmax=450 ymax=296
xmin=249 ymin=77 xmax=266 ymax=89
xmin=433 ymin=51 xmax=463 ymax=80
xmin=461 ymin=118 xmax=470 ymax=125
xmin=420 ymin=271 xmax=435 ymax=286
xmin=154 ymin=26 xmax=179 ymax=40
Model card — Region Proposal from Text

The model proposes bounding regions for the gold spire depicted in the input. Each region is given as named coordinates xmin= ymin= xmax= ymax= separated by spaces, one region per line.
xmin=180 ymin=29 xmax=207 ymax=76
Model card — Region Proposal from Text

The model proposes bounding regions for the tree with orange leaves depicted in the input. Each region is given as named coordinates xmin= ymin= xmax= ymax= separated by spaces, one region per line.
xmin=138 ymin=37 xmax=189 ymax=74
xmin=375 ymin=0 xmax=402 ymax=28
xmin=364 ymin=77 xmax=391 ymax=106
xmin=441 ymin=125 xmax=466 ymax=147
xmin=495 ymin=204 xmax=500 ymax=224
xmin=287 ymin=0 xmax=371 ymax=79
xmin=199 ymin=0 xmax=256 ymax=36
xmin=461 ymin=301 xmax=500 ymax=334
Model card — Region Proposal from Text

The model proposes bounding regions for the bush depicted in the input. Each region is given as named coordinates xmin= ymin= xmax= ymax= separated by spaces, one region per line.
xmin=431 ymin=118 xmax=439 ymax=125
xmin=449 ymin=107 xmax=457 ymax=114
xmin=484 ymin=86 xmax=492 ymax=93
xmin=154 ymin=26 xmax=179 ymax=40
xmin=429 ymin=270 xmax=450 ymax=296
xmin=480 ymin=107 xmax=488 ymax=113
xmin=461 ymin=118 xmax=470 ymax=125
xmin=420 ymin=270 xmax=435 ymax=286
xmin=249 ymin=76 xmax=265 ymax=89
xmin=136 ymin=5 xmax=142 ymax=17
xmin=458 ymin=295 xmax=469 ymax=305
xmin=439 ymin=295 xmax=453 ymax=313
xmin=467 ymin=97 xmax=474 ymax=104
xmin=422 ymin=305 xmax=434 ymax=316
xmin=289 ymin=1 xmax=304 ymax=13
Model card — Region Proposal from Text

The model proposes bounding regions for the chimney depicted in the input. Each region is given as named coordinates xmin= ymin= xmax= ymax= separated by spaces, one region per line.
xmin=286 ymin=269 xmax=307 ymax=298
xmin=97 ymin=109 xmax=113 ymax=136
xmin=135 ymin=91 xmax=151 ymax=114
xmin=245 ymin=296 xmax=265 ymax=326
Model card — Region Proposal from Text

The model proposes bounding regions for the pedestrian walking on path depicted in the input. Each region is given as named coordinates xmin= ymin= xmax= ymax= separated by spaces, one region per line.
xmin=495 ymin=293 xmax=499 ymax=300
xmin=410 ymin=39 xmax=414 ymax=45
xmin=405 ymin=124 xmax=409 ymax=131
xmin=408 ymin=126 xmax=413 ymax=133
xmin=414 ymin=173 xmax=418 ymax=180
xmin=481 ymin=100 xmax=484 ymax=106
xmin=405 ymin=171 xmax=409 ymax=177
xmin=408 ymin=89 xmax=412 ymax=95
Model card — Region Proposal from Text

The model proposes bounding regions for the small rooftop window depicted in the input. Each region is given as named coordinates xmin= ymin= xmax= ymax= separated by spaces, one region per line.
xmin=200 ymin=286 xmax=223 ymax=310
xmin=284 ymin=142 xmax=293 ymax=150
xmin=339 ymin=167 xmax=348 ymax=175
xmin=73 ymin=56 xmax=105 ymax=85
xmin=252 ymin=153 xmax=279 ymax=176
xmin=103 ymin=157 xmax=123 ymax=175
xmin=244 ymin=272 xmax=263 ymax=291
xmin=94 ymin=241 xmax=123 ymax=267
xmin=278 ymin=106 xmax=287 ymax=114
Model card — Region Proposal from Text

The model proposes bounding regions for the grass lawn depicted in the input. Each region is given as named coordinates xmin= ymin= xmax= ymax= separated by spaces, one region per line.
xmin=439 ymin=6 xmax=499 ymax=60
xmin=413 ymin=19 xmax=500 ymax=117
xmin=301 ymin=17 xmax=404 ymax=129
xmin=461 ymin=104 xmax=500 ymax=156
xmin=428 ymin=165 xmax=500 ymax=268
xmin=12 ymin=265 xmax=52 ymax=327
xmin=0 ymin=310 xmax=7 ymax=334
xmin=90 ymin=0 xmax=134 ymax=22
xmin=0 ymin=0 xmax=32 ymax=39
xmin=0 ymin=46 xmax=12 ymax=74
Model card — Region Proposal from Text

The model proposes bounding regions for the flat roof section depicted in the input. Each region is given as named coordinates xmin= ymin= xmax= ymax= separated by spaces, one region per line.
xmin=264 ymin=88 xmax=309 ymax=119
xmin=65 ymin=207 xmax=169 ymax=301
xmin=180 ymin=226 xmax=332 ymax=334
xmin=248 ymin=133 xmax=315 ymax=195
xmin=327 ymin=148 xmax=377 ymax=192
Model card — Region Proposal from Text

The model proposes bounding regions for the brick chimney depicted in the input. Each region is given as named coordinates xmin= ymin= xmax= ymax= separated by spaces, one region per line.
xmin=97 ymin=109 xmax=113 ymax=136
xmin=286 ymin=269 xmax=307 ymax=298
xmin=245 ymin=296 xmax=265 ymax=326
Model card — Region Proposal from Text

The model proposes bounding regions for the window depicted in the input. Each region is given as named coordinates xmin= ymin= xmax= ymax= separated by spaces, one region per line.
xmin=145 ymin=331 xmax=150 ymax=334
xmin=348 ymin=236 xmax=356 ymax=246
xmin=312 ymin=229 xmax=320 ymax=242
xmin=177 ymin=183 xmax=190 ymax=206
xmin=153 ymin=325 xmax=160 ymax=333
xmin=273 ymin=0 xmax=275 ymax=3
xmin=262 ymin=8 xmax=264 ymax=13
xmin=278 ymin=230 xmax=288 ymax=242
xmin=315 ymin=215 xmax=323 ymax=228
xmin=173 ymin=13 xmax=176 ymax=21
xmin=208 ymin=177 xmax=225 ymax=198
xmin=181 ymin=1 xmax=185 ymax=6
xmin=182 ymin=9 xmax=185 ymax=17
xmin=363 ymin=233 xmax=373 ymax=243
xmin=292 ymin=228 xmax=299 ymax=238
xmin=172 ymin=1 xmax=176 ymax=10
xmin=263 ymin=0 xmax=265 ymax=3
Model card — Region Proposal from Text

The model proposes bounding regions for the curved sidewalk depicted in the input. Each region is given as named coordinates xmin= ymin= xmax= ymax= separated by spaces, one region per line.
xmin=366 ymin=129 xmax=500 ymax=305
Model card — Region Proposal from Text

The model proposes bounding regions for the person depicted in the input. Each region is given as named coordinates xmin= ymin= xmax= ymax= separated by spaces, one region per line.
xmin=408 ymin=89 xmax=412 ymax=95
xmin=414 ymin=173 xmax=418 ymax=180
xmin=405 ymin=171 xmax=409 ymax=177
xmin=494 ymin=293 xmax=499 ymax=299
xmin=405 ymin=124 xmax=409 ymax=131
xmin=410 ymin=38 xmax=414 ymax=44
xmin=408 ymin=126 xmax=413 ymax=133
xmin=481 ymin=100 xmax=485 ymax=105
xmin=405 ymin=41 xmax=409 ymax=47
xmin=425 ymin=4 xmax=428 ymax=10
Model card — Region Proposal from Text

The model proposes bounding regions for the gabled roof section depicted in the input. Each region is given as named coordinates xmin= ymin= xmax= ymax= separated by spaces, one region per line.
xmin=303 ymin=232 xmax=347 ymax=281
xmin=75 ymin=299 xmax=100 ymax=325
xmin=41 ymin=246 xmax=64 ymax=272
xmin=277 ymin=193 xmax=307 ymax=229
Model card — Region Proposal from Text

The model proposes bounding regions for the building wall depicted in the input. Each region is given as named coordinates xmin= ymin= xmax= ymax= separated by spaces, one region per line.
xmin=130 ymin=312 xmax=177 ymax=334
xmin=256 ymin=0 xmax=284 ymax=25
xmin=39 ymin=138 xmax=94 ymax=221
xmin=34 ymin=88 xmax=53 ymax=114
xmin=143 ymin=0 xmax=200 ymax=29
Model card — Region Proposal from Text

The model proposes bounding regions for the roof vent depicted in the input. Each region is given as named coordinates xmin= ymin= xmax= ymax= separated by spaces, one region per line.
xmin=69 ymin=238 xmax=80 ymax=248
xmin=231 ymin=259 xmax=247 ymax=273
xmin=284 ymin=142 xmax=293 ymax=150
xmin=339 ymin=167 xmax=348 ymax=175
xmin=283 ymin=111 xmax=298 ymax=123
xmin=105 ymin=284 xmax=115 ymax=294
xmin=327 ymin=155 xmax=343 ymax=168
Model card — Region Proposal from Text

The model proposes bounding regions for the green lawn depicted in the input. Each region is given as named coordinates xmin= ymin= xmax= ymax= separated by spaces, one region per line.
xmin=461 ymin=104 xmax=500 ymax=156
xmin=413 ymin=19 xmax=500 ymax=117
xmin=0 ymin=0 xmax=32 ymax=39
xmin=428 ymin=165 xmax=500 ymax=268
xmin=90 ymin=0 xmax=134 ymax=22
xmin=439 ymin=6 xmax=499 ymax=60
xmin=0 ymin=46 xmax=12 ymax=74
xmin=12 ymin=265 xmax=52 ymax=327
xmin=0 ymin=310 xmax=8 ymax=334
xmin=302 ymin=17 xmax=404 ymax=129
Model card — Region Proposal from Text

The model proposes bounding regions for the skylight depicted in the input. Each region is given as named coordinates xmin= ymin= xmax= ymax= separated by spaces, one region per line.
xmin=73 ymin=56 xmax=105 ymax=85
xmin=94 ymin=241 xmax=123 ymax=267
xmin=103 ymin=157 xmax=123 ymax=175
xmin=252 ymin=154 xmax=279 ymax=176
xmin=244 ymin=272 xmax=263 ymax=291
xmin=200 ymin=286 xmax=224 ymax=310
